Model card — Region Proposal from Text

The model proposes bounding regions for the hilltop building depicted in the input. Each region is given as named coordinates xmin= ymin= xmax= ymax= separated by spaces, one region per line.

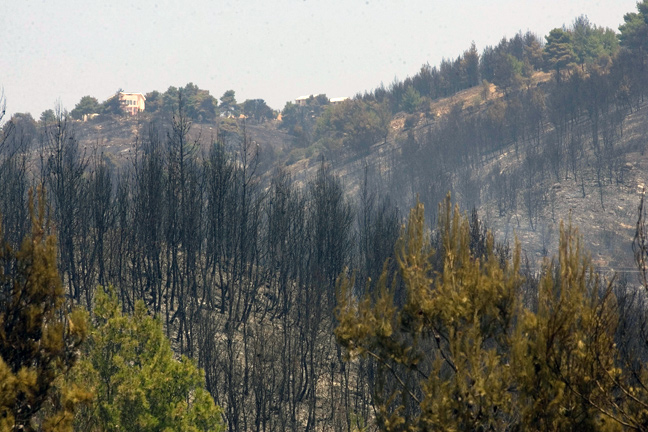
xmin=330 ymin=97 xmax=349 ymax=105
xmin=295 ymin=94 xmax=326 ymax=106
xmin=119 ymin=92 xmax=146 ymax=115
xmin=295 ymin=95 xmax=312 ymax=106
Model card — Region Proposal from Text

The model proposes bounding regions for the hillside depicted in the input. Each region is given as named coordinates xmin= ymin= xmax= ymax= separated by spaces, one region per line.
xmin=7 ymin=1 xmax=648 ymax=430
xmin=36 ymin=66 xmax=647 ymax=278
xmin=273 ymin=73 xmax=645 ymax=274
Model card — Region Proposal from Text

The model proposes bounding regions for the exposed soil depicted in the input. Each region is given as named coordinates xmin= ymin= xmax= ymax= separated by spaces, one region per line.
xmin=63 ymin=79 xmax=648 ymax=277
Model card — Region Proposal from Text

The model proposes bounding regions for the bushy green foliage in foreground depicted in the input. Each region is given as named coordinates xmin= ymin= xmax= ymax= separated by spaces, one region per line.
xmin=336 ymin=196 xmax=647 ymax=431
xmin=0 ymin=189 xmax=89 ymax=432
xmin=0 ymin=190 xmax=223 ymax=432
xmin=71 ymin=287 xmax=224 ymax=432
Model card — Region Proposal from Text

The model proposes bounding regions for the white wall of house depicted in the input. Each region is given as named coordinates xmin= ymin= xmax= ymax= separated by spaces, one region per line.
xmin=119 ymin=92 xmax=146 ymax=115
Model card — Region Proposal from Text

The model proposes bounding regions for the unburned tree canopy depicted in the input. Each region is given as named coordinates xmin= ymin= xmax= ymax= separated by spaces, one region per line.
xmin=544 ymin=28 xmax=575 ymax=78
xmin=0 ymin=188 xmax=89 ymax=432
xmin=619 ymin=0 xmax=648 ymax=60
xmin=335 ymin=196 xmax=636 ymax=431
xmin=399 ymin=86 xmax=422 ymax=114
xmin=70 ymin=287 xmax=224 ymax=432
xmin=242 ymin=98 xmax=273 ymax=123
xmin=2 ymin=112 xmax=38 ymax=148
xmin=570 ymin=15 xmax=619 ymax=65
xmin=315 ymin=99 xmax=390 ymax=153
xmin=219 ymin=90 xmax=239 ymax=117
xmin=101 ymin=92 xmax=125 ymax=116
xmin=40 ymin=109 xmax=56 ymax=125
xmin=70 ymin=96 xmax=101 ymax=119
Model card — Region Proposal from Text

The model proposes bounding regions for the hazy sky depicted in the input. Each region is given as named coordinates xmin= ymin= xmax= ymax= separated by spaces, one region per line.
xmin=0 ymin=0 xmax=639 ymax=118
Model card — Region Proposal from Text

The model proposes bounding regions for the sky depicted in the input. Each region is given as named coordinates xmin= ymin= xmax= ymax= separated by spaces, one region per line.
xmin=0 ymin=0 xmax=640 ymax=119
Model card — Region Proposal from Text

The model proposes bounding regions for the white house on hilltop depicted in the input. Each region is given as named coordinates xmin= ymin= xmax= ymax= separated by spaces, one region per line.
xmin=119 ymin=92 xmax=146 ymax=115
xmin=295 ymin=95 xmax=314 ymax=106
xmin=329 ymin=97 xmax=349 ymax=105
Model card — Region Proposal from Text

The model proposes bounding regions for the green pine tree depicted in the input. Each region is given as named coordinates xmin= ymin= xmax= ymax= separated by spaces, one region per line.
xmin=513 ymin=221 xmax=621 ymax=431
xmin=0 ymin=187 xmax=90 ymax=432
xmin=544 ymin=28 xmax=576 ymax=81
xmin=336 ymin=196 xmax=522 ymax=430
xmin=336 ymin=197 xmax=628 ymax=431
xmin=71 ymin=287 xmax=224 ymax=432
